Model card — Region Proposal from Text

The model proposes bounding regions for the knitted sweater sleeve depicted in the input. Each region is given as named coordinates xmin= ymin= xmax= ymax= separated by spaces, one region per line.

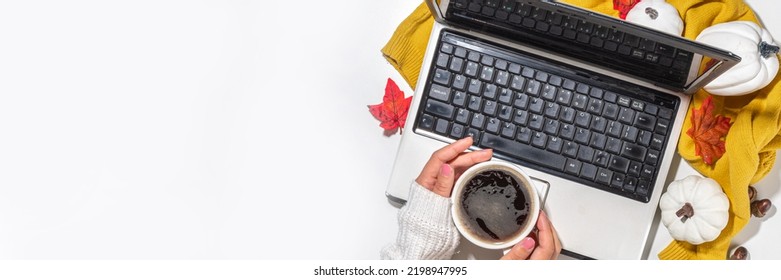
xmin=380 ymin=182 xmax=461 ymax=260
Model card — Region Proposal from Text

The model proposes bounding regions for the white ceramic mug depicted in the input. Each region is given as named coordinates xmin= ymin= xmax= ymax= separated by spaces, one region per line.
xmin=451 ymin=161 xmax=540 ymax=250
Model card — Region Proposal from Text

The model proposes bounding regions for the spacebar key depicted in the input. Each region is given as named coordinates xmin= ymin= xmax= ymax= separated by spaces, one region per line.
xmin=481 ymin=134 xmax=567 ymax=171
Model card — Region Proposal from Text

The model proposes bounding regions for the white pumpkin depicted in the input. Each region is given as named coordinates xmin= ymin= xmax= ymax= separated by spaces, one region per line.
xmin=696 ymin=21 xmax=780 ymax=96
xmin=625 ymin=0 xmax=684 ymax=36
xmin=659 ymin=175 xmax=730 ymax=245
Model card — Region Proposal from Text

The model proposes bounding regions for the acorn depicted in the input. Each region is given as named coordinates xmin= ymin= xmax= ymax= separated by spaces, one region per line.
xmin=748 ymin=186 xmax=757 ymax=201
xmin=751 ymin=199 xmax=772 ymax=218
xmin=729 ymin=246 xmax=749 ymax=260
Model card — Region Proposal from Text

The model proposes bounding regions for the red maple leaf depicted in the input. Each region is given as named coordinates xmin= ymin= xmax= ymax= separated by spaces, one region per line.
xmin=686 ymin=96 xmax=732 ymax=165
xmin=368 ymin=78 xmax=412 ymax=134
xmin=613 ymin=0 xmax=642 ymax=20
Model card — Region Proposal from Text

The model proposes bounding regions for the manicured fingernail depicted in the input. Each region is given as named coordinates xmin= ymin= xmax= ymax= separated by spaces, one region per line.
xmin=521 ymin=237 xmax=535 ymax=251
xmin=440 ymin=164 xmax=452 ymax=176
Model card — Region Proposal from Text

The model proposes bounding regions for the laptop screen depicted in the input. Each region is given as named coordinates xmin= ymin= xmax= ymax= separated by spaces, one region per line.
xmin=431 ymin=0 xmax=740 ymax=94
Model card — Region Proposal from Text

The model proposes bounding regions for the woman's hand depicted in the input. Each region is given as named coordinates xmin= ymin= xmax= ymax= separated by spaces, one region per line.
xmin=501 ymin=211 xmax=562 ymax=260
xmin=415 ymin=137 xmax=493 ymax=198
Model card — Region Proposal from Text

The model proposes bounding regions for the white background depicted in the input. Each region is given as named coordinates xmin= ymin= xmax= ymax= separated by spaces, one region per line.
xmin=0 ymin=0 xmax=778 ymax=260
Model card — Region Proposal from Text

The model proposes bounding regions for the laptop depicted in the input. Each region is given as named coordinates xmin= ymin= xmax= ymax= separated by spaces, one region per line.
xmin=385 ymin=0 xmax=740 ymax=259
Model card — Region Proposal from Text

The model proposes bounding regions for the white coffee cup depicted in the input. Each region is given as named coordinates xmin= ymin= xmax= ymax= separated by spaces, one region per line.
xmin=451 ymin=161 xmax=540 ymax=250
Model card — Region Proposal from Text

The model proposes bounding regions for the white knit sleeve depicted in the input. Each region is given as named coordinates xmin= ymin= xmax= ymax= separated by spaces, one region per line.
xmin=380 ymin=181 xmax=461 ymax=260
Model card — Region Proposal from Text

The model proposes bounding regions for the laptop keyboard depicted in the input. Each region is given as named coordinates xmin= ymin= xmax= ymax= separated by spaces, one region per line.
xmin=446 ymin=0 xmax=694 ymax=89
xmin=415 ymin=31 xmax=679 ymax=203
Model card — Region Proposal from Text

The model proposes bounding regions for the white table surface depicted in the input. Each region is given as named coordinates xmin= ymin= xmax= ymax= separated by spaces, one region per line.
xmin=0 ymin=0 xmax=777 ymax=260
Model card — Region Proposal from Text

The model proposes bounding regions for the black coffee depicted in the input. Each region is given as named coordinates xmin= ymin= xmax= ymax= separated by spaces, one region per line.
xmin=458 ymin=169 xmax=530 ymax=243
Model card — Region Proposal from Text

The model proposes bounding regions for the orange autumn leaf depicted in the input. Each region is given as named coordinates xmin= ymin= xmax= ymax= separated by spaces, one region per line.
xmin=613 ymin=0 xmax=642 ymax=19
xmin=686 ymin=96 xmax=732 ymax=165
xmin=368 ymin=78 xmax=412 ymax=134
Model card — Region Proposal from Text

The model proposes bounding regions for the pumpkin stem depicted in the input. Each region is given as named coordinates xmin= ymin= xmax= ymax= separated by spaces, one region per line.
xmin=645 ymin=7 xmax=659 ymax=20
xmin=759 ymin=41 xmax=780 ymax=59
xmin=676 ymin=203 xmax=695 ymax=223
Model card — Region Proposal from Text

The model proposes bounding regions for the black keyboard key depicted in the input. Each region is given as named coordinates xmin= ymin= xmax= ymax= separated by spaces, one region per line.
xmin=574 ymin=127 xmax=591 ymax=144
xmin=547 ymin=136 xmax=563 ymax=153
xmin=484 ymin=84 xmax=498 ymax=99
xmin=655 ymin=119 xmax=670 ymax=135
xmin=501 ymin=122 xmax=516 ymax=138
xmin=514 ymin=110 xmax=529 ymax=125
xmin=657 ymin=44 xmax=676 ymax=57
xmin=628 ymin=161 xmax=642 ymax=177
xmin=572 ymin=94 xmax=588 ymax=110
xmin=560 ymin=124 xmax=575 ymax=140
xmin=646 ymin=150 xmax=660 ymax=165
xmin=606 ymin=137 xmax=621 ymax=154
xmin=621 ymin=142 xmax=647 ymax=162
xmin=453 ymin=91 xmax=467 ymax=107
xmin=529 ymin=97 xmax=544 ymax=114
xmin=618 ymin=107 xmax=635 ymax=124
xmin=449 ymin=57 xmax=464 ymax=73
xmin=637 ymin=180 xmax=651 ymax=198
xmin=658 ymin=108 xmax=673 ymax=120
xmin=433 ymin=68 xmax=451 ymax=85
xmin=419 ymin=114 xmax=435 ymax=131
xmin=608 ymin=29 xmax=624 ymax=43
xmin=609 ymin=155 xmax=630 ymax=173
xmin=528 ymin=114 xmax=544 ymax=131
xmin=575 ymin=111 xmax=591 ymax=128
xmin=622 ymin=126 xmax=638 ymax=142
xmin=650 ymin=134 xmax=665 ymax=151
xmin=498 ymin=88 xmax=512 ymax=104
xmin=577 ymin=145 xmax=594 ymax=162
xmin=563 ymin=141 xmax=579 ymax=158
xmin=467 ymin=79 xmax=482 ymax=95
xmin=517 ymin=127 xmax=532 ymax=144
xmin=467 ymin=95 xmax=482 ymax=111
xmin=435 ymin=119 xmax=449 ymax=134
xmin=455 ymin=108 xmax=470 ymax=124
xmin=593 ymin=150 xmax=609 ymax=167
xmin=557 ymin=89 xmax=573 ymax=105
xmin=580 ymin=163 xmax=598 ymax=180
xmin=498 ymin=104 xmax=513 ymax=121
xmin=452 ymin=74 xmax=467 ymax=90
xmin=576 ymin=32 xmax=590 ymax=44
xmin=468 ymin=2 xmax=482 ymax=13
xmin=470 ymin=113 xmax=486 ymax=129
xmin=441 ymin=43 xmax=454 ymax=54
xmin=436 ymin=54 xmax=449 ymax=68
xmin=429 ymin=84 xmax=451 ymax=102
xmin=637 ymin=130 xmax=652 ymax=146
xmin=531 ymin=131 xmax=548 ymax=148
xmin=544 ymin=102 xmax=560 ymax=118
xmin=480 ymin=134 xmax=567 ymax=171
xmin=611 ymin=173 xmax=625 ymax=189
xmin=454 ymin=46 xmax=467 ymax=58
xmin=641 ymin=164 xmax=655 ymax=179
xmin=467 ymin=128 xmax=481 ymax=144
xmin=590 ymin=133 xmax=607 ymax=149
xmin=483 ymin=100 xmax=498 ymax=116
xmin=481 ymin=55 xmax=495 ymax=66
xmin=635 ymin=113 xmax=657 ymax=131
xmin=450 ymin=123 xmax=466 ymax=138
xmin=486 ymin=117 xmax=501 ymax=134
xmin=565 ymin=159 xmax=582 ymax=175
xmin=591 ymin=116 xmax=607 ymax=133
xmin=603 ymin=103 xmax=619 ymax=120
xmin=596 ymin=168 xmax=613 ymax=185
xmin=543 ymin=118 xmax=560 ymax=135
xmin=465 ymin=61 xmax=480 ymax=77
xmin=425 ymin=99 xmax=455 ymax=119
xmin=560 ymin=107 xmax=575 ymax=123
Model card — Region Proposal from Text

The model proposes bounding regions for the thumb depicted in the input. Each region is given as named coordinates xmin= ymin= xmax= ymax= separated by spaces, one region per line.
xmin=432 ymin=164 xmax=455 ymax=197
xmin=500 ymin=237 xmax=535 ymax=260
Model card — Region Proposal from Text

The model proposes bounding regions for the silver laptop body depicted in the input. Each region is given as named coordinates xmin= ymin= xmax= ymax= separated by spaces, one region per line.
xmin=386 ymin=0 xmax=739 ymax=259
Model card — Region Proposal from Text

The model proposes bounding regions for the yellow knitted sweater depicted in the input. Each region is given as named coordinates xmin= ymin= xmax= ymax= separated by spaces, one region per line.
xmin=382 ymin=0 xmax=781 ymax=260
